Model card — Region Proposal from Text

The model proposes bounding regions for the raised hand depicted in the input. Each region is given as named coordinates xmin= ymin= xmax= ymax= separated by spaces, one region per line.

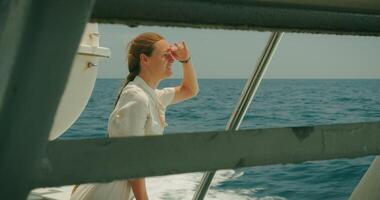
xmin=168 ymin=41 xmax=190 ymax=62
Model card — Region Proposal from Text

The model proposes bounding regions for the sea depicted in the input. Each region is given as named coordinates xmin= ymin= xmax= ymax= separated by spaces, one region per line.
xmin=61 ymin=79 xmax=380 ymax=200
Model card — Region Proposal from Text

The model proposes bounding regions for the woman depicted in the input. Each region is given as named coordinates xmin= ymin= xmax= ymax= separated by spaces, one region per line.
xmin=71 ymin=32 xmax=199 ymax=200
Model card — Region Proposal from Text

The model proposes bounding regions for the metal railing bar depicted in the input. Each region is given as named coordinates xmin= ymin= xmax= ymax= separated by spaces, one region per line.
xmin=192 ymin=32 xmax=283 ymax=200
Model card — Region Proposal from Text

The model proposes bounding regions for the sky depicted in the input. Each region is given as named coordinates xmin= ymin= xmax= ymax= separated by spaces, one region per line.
xmin=97 ymin=24 xmax=380 ymax=79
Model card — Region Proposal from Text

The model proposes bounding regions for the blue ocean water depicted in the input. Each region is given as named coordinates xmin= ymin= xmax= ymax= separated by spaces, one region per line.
xmin=62 ymin=79 xmax=380 ymax=200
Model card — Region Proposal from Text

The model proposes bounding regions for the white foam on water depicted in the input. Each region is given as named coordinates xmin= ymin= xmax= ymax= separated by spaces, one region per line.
xmin=27 ymin=170 xmax=285 ymax=200
xmin=212 ymin=169 xmax=241 ymax=185
xmin=146 ymin=170 xmax=286 ymax=200
xmin=258 ymin=197 xmax=287 ymax=200
xmin=147 ymin=172 xmax=201 ymax=199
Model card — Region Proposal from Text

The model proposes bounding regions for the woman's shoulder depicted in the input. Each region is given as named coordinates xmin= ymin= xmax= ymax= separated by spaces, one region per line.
xmin=121 ymin=84 xmax=149 ymax=105
xmin=155 ymin=87 xmax=176 ymax=107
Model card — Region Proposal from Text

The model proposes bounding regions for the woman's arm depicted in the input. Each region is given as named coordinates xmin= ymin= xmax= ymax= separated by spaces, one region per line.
xmin=111 ymin=91 xmax=149 ymax=199
xmin=129 ymin=178 xmax=149 ymax=200
xmin=170 ymin=41 xmax=199 ymax=103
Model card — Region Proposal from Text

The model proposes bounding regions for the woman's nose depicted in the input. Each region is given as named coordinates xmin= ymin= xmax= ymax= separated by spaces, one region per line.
xmin=167 ymin=52 xmax=175 ymax=63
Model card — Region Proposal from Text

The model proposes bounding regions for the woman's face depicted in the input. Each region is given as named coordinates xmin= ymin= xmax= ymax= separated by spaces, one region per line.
xmin=144 ymin=39 xmax=174 ymax=80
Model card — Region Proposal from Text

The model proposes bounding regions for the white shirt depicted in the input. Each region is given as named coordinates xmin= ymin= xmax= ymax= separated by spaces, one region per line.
xmin=71 ymin=76 xmax=175 ymax=200
xmin=108 ymin=76 xmax=175 ymax=137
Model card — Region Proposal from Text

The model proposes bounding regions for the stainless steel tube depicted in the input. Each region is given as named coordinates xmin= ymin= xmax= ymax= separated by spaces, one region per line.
xmin=192 ymin=32 xmax=283 ymax=200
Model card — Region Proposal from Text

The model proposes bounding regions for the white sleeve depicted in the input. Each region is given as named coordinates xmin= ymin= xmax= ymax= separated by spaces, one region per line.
xmin=156 ymin=87 xmax=176 ymax=107
xmin=108 ymin=90 xmax=148 ymax=137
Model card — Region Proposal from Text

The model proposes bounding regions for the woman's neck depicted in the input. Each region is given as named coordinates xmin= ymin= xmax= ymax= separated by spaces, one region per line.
xmin=138 ymin=73 xmax=160 ymax=90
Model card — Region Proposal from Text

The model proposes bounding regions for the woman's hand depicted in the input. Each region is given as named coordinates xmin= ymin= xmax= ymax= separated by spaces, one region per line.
xmin=168 ymin=41 xmax=190 ymax=62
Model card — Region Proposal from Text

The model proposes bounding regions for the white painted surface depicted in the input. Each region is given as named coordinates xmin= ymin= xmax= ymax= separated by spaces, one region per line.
xmin=49 ymin=23 xmax=110 ymax=140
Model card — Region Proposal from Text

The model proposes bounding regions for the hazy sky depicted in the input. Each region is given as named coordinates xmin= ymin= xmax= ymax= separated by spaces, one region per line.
xmin=97 ymin=24 xmax=380 ymax=79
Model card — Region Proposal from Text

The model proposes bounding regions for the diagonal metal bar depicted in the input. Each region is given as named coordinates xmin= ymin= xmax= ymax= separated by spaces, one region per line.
xmin=0 ymin=0 xmax=95 ymax=198
xmin=193 ymin=32 xmax=283 ymax=200
xmin=37 ymin=120 xmax=380 ymax=188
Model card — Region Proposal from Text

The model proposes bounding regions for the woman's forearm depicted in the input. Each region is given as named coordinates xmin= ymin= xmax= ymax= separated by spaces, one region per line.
xmin=128 ymin=178 xmax=149 ymax=200
xmin=181 ymin=60 xmax=199 ymax=96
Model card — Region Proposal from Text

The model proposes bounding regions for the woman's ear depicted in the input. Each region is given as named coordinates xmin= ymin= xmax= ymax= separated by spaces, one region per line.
xmin=140 ymin=54 xmax=148 ymax=65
